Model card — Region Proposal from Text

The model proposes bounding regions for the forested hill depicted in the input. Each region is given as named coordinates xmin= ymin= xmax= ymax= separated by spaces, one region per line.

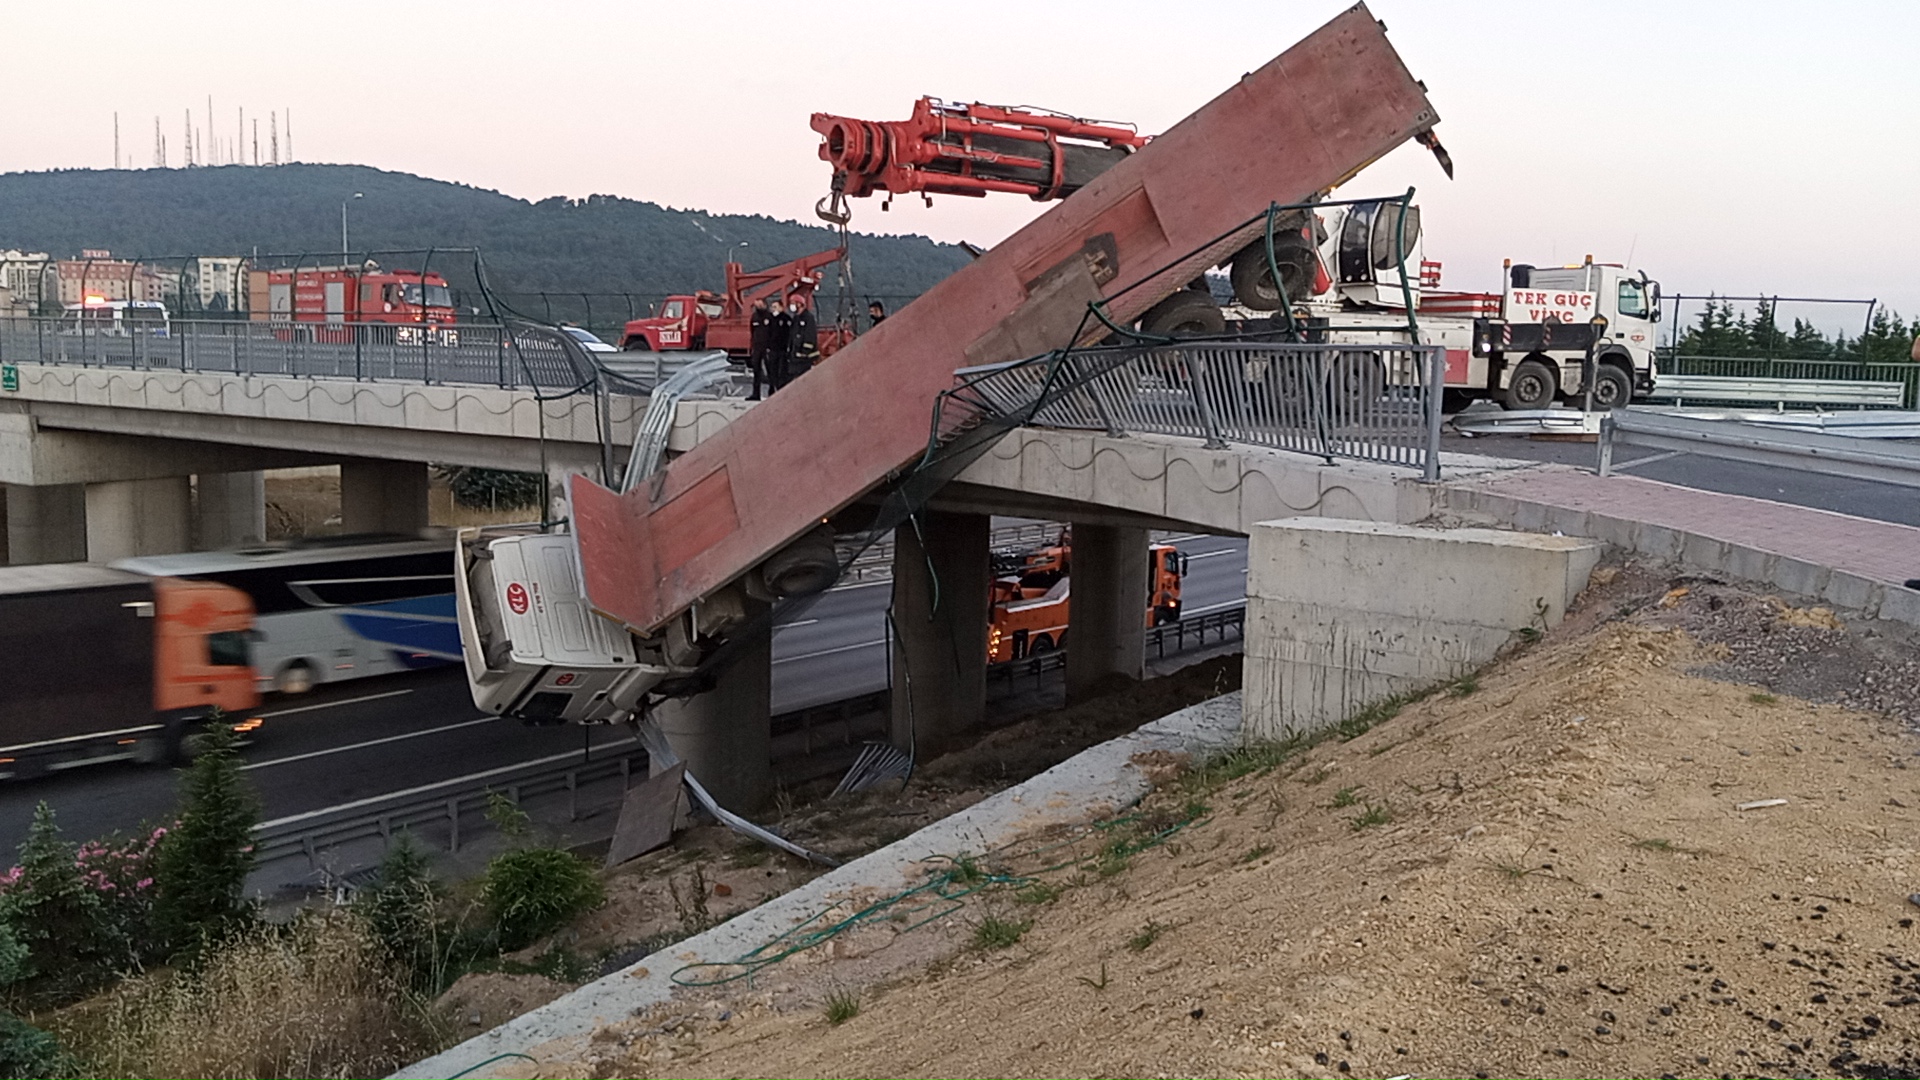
xmin=0 ymin=164 xmax=970 ymax=303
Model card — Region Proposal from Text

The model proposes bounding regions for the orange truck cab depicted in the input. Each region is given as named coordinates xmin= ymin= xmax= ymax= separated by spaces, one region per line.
xmin=0 ymin=567 xmax=259 ymax=779
xmin=986 ymin=541 xmax=1185 ymax=663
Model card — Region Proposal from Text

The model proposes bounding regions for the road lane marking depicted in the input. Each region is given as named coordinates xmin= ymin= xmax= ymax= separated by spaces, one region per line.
xmin=244 ymin=716 xmax=498 ymax=770
xmin=1184 ymin=549 xmax=1241 ymax=561
xmin=773 ymin=619 xmax=820 ymax=631
xmin=773 ymin=638 xmax=887 ymax=665
xmin=258 ymin=689 xmax=413 ymax=718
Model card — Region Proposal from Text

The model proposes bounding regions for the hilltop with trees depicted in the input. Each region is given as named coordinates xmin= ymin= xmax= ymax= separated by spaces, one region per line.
xmin=0 ymin=164 xmax=972 ymax=316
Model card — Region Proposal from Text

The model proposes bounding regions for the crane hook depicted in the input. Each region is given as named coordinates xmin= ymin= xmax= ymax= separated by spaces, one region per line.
xmin=816 ymin=189 xmax=852 ymax=227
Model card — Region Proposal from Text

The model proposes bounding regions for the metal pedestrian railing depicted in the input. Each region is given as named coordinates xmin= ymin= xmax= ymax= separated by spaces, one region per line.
xmin=0 ymin=315 xmax=604 ymax=393
xmin=953 ymin=340 xmax=1447 ymax=481
xmin=1660 ymin=353 xmax=1919 ymax=409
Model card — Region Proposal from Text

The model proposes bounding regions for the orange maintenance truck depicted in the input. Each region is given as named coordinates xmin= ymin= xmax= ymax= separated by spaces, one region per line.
xmin=0 ymin=566 xmax=260 ymax=778
xmin=987 ymin=539 xmax=1185 ymax=663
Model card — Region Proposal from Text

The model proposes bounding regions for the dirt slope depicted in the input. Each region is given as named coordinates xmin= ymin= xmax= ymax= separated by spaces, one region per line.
xmin=542 ymin=574 xmax=1920 ymax=1079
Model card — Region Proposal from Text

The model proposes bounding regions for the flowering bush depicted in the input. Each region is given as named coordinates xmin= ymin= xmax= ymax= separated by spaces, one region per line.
xmin=0 ymin=803 xmax=166 ymax=1005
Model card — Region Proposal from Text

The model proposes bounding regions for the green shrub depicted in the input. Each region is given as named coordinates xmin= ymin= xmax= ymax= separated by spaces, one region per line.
xmin=482 ymin=848 xmax=604 ymax=951
xmin=152 ymin=718 xmax=261 ymax=958
xmin=0 ymin=1012 xmax=80 ymax=1079
xmin=357 ymin=837 xmax=443 ymax=992
xmin=0 ymin=803 xmax=124 ymax=1002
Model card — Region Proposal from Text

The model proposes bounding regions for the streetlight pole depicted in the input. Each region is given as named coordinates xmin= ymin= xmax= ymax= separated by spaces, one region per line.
xmin=731 ymin=241 xmax=749 ymax=267
xmin=341 ymin=192 xmax=363 ymax=256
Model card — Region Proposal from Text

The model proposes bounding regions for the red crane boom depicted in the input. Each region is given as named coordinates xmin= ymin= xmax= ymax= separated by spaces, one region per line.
xmin=811 ymin=97 xmax=1148 ymax=204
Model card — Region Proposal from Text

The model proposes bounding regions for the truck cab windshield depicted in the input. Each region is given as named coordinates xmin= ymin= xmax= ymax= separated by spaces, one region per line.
xmin=1617 ymin=279 xmax=1650 ymax=319
xmin=401 ymin=283 xmax=453 ymax=308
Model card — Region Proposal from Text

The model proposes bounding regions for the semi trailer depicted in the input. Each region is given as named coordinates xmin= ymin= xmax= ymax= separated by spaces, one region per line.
xmin=0 ymin=565 xmax=260 ymax=778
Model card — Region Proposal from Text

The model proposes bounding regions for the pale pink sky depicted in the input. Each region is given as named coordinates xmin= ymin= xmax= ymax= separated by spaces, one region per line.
xmin=6 ymin=1 xmax=1917 ymax=330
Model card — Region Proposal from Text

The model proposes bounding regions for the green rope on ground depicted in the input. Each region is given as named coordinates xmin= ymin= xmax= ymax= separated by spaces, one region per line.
xmin=667 ymin=810 xmax=1208 ymax=989
xmin=445 ymin=1051 xmax=538 ymax=1078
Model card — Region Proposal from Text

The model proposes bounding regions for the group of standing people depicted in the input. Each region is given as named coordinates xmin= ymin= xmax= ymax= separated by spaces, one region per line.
xmin=747 ymin=297 xmax=888 ymax=400
xmin=748 ymin=296 xmax=818 ymax=400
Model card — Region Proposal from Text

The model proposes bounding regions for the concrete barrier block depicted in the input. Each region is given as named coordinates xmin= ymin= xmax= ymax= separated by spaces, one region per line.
xmin=1770 ymin=556 xmax=1831 ymax=601
xmin=1541 ymin=505 xmax=1595 ymax=541
xmin=1879 ymin=585 xmax=1920 ymax=630
xmin=1717 ymin=543 xmax=1779 ymax=586
xmin=1091 ymin=438 xmax=1168 ymax=518
xmin=1243 ymin=518 xmax=1599 ymax=741
xmin=1680 ymin=531 xmax=1731 ymax=576
xmin=1822 ymin=571 xmax=1881 ymax=617
xmin=1634 ymin=523 xmax=1686 ymax=562
xmin=1582 ymin=512 xmax=1640 ymax=552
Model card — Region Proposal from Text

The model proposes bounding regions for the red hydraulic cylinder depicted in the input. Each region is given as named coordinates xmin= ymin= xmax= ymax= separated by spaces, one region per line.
xmin=570 ymin=3 xmax=1442 ymax=637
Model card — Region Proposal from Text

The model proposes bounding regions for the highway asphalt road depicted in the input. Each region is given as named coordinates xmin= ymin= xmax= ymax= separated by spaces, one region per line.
xmin=0 ymin=532 xmax=1251 ymax=857
xmin=1445 ymin=431 xmax=1920 ymax=528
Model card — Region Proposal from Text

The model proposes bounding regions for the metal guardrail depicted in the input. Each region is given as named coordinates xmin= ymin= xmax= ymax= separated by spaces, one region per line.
xmin=252 ymin=742 xmax=648 ymax=872
xmin=1660 ymin=354 xmax=1919 ymax=409
xmin=0 ymin=315 xmax=604 ymax=393
xmin=1599 ymin=410 xmax=1920 ymax=490
xmin=1648 ymin=374 xmax=1906 ymax=410
xmin=959 ymin=341 xmax=1447 ymax=481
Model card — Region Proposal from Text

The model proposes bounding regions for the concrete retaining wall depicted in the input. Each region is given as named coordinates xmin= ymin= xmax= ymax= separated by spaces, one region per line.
xmin=1243 ymin=517 xmax=1600 ymax=741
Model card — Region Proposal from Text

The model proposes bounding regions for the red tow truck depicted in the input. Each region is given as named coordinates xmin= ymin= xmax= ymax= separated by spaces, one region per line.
xmin=617 ymin=247 xmax=852 ymax=358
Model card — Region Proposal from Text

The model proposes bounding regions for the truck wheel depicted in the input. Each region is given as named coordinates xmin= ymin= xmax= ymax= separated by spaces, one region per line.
xmin=1029 ymin=634 xmax=1055 ymax=654
xmin=1590 ymin=362 xmax=1633 ymax=410
xmin=1501 ymin=358 xmax=1556 ymax=410
xmin=1441 ymin=389 xmax=1477 ymax=414
xmin=1138 ymin=291 xmax=1226 ymax=338
xmin=275 ymin=661 xmax=316 ymax=695
xmin=1229 ymin=236 xmax=1316 ymax=312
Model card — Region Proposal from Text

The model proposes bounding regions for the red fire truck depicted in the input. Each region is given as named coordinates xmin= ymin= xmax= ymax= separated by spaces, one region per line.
xmin=248 ymin=265 xmax=458 ymax=344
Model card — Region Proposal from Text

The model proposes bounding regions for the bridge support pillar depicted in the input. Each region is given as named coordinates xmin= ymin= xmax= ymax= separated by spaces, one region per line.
xmin=890 ymin=511 xmax=989 ymax=757
xmin=656 ymin=602 xmax=773 ymax=813
xmin=194 ymin=471 xmax=266 ymax=550
xmin=340 ymin=459 xmax=429 ymax=535
xmin=1065 ymin=523 xmax=1148 ymax=704
xmin=85 ymin=477 xmax=191 ymax=562
xmin=4 ymin=484 xmax=88 ymax=565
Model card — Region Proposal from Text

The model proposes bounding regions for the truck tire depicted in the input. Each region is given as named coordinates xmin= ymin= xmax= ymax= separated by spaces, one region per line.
xmin=1502 ymin=358 xmax=1557 ymax=410
xmin=1138 ymin=291 xmax=1226 ymax=338
xmin=1590 ymin=361 xmax=1633 ymax=410
xmin=1229 ymin=239 xmax=1315 ymax=312
xmin=276 ymin=661 xmax=316 ymax=695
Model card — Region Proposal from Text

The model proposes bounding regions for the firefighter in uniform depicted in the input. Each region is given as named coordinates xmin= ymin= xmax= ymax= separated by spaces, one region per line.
xmin=786 ymin=294 xmax=820 ymax=386
xmin=766 ymin=297 xmax=793 ymax=394
xmin=747 ymin=298 xmax=772 ymax=400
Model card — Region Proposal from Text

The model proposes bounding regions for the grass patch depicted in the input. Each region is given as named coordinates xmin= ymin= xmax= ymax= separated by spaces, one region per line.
xmin=1094 ymin=841 xmax=1132 ymax=879
xmin=1486 ymin=860 xmax=1546 ymax=881
xmin=1330 ymin=786 xmax=1361 ymax=809
xmin=1181 ymin=738 xmax=1305 ymax=794
xmin=823 ymin=988 xmax=860 ymax=1025
xmin=1014 ymin=881 xmax=1062 ymax=906
xmin=1630 ymin=837 xmax=1704 ymax=856
xmin=1238 ymin=844 xmax=1274 ymax=865
xmin=973 ymin=915 xmax=1032 ymax=951
xmin=1748 ymin=692 xmax=1779 ymax=706
xmin=1126 ymin=920 xmax=1166 ymax=952
xmin=1349 ymin=802 xmax=1392 ymax=831
xmin=1515 ymin=626 xmax=1544 ymax=645
xmin=728 ymin=843 xmax=770 ymax=868
xmin=1449 ymin=674 xmax=1481 ymax=697
xmin=943 ymin=853 xmax=988 ymax=887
